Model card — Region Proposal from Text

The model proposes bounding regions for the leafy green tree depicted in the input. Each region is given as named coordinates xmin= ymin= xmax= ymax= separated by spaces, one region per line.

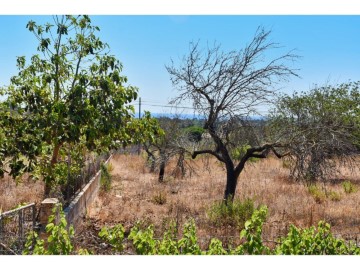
xmin=0 ymin=15 xmax=160 ymax=196
xmin=270 ymin=82 xmax=360 ymax=182
xmin=184 ymin=125 xmax=204 ymax=143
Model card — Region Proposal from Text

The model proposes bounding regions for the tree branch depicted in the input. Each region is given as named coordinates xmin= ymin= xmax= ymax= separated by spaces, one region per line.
xmin=192 ymin=150 xmax=225 ymax=163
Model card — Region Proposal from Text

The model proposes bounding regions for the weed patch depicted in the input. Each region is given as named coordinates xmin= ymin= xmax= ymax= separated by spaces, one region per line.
xmin=342 ymin=181 xmax=357 ymax=194
xmin=207 ymin=198 xmax=255 ymax=229
xmin=100 ymin=163 xmax=112 ymax=191
xmin=152 ymin=192 xmax=167 ymax=205
xmin=308 ymin=185 xmax=326 ymax=204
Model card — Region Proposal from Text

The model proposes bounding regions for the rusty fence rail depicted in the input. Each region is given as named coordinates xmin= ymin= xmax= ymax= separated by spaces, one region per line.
xmin=0 ymin=203 xmax=36 ymax=255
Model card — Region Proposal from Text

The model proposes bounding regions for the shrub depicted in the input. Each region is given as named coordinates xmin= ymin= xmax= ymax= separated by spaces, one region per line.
xmin=327 ymin=190 xmax=341 ymax=202
xmin=206 ymin=238 xmax=228 ymax=255
xmin=152 ymin=191 xmax=167 ymax=205
xmin=23 ymin=204 xmax=89 ymax=255
xmin=184 ymin=126 xmax=205 ymax=142
xmin=100 ymin=162 xmax=112 ymax=191
xmin=128 ymin=223 xmax=159 ymax=255
xmin=107 ymin=162 xmax=114 ymax=172
xmin=308 ymin=185 xmax=326 ymax=203
xmin=177 ymin=219 xmax=201 ymax=255
xmin=342 ymin=180 xmax=357 ymax=194
xmin=207 ymin=198 xmax=255 ymax=229
xmin=98 ymin=224 xmax=125 ymax=252
xmin=275 ymin=221 xmax=360 ymax=255
xmin=158 ymin=221 xmax=179 ymax=255
xmin=239 ymin=205 xmax=270 ymax=255
xmin=25 ymin=204 xmax=360 ymax=255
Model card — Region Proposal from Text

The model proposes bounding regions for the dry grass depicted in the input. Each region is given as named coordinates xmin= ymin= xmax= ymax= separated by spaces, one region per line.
xmin=2 ymin=152 xmax=359 ymax=251
xmin=84 ymin=153 xmax=360 ymax=246
xmin=0 ymin=174 xmax=44 ymax=213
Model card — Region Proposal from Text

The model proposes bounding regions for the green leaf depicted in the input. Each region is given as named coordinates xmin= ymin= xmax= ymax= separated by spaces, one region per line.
xmin=244 ymin=220 xmax=251 ymax=230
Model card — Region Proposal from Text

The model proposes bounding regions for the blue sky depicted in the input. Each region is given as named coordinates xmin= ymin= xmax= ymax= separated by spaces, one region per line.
xmin=0 ymin=15 xmax=359 ymax=115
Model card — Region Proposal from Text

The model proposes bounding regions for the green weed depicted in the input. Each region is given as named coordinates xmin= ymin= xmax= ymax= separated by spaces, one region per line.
xmin=342 ymin=180 xmax=357 ymax=194
xmin=327 ymin=190 xmax=341 ymax=202
xmin=308 ymin=185 xmax=326 ymax=204
xmin=100 ymin=162 xmax=112 ymax=191
xmin=207 ymin=198 xmax=255 ymax=229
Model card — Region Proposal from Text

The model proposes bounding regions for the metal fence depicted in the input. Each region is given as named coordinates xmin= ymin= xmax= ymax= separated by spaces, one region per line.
xmin=0 ymin=203 xmax=36 ymax=255
xmin=62 ymin=152 xmax=111 ymax=207
xmin=0 ymin=152 xmax=111 ymax=255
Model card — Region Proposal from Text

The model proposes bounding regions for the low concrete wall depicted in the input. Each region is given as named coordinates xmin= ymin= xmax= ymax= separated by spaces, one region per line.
xmin=64 ymin=155 xmax=112 ymax=229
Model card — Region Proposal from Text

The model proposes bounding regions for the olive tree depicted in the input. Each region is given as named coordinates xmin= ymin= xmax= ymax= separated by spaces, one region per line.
xmin=0 ymin=15 xmax=160 ymax=196
xmin=270 ymin=82 xmax=360 ymax=183
xmin=166 ymin=27 xmax=299 ymax=201
xmin=143 ymin=117 xmax=198 ymax=182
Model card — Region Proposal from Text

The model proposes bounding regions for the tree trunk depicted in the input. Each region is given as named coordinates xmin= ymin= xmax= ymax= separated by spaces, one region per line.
xmin=223 ymin=167 xmax=238 ymax=203
xmin=307 ymin=150 xmax=319 ymax=183
xmin=149 ymin=157 xmax=156 ymax=173
xmin=44 ymin=182 xmax=52 ymax=198
xmin=143 ymin=145 xmax=156 ymax=173
xmin=44 ymin=143 xmax=61 ymax=197
xmin=158 ymin=160 xmax=165 ymax=182
xmin=146 ymin=152 xmax=155 ymax=173
xmin=176 ymin=151 xmax=186 ymax=178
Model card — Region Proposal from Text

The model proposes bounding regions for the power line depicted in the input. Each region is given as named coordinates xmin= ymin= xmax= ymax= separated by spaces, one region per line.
xmin=140 ymin=104 xmax=194 ymax=109
xmin=129 ymin=99 xmax=272 ymax=114
xmin=129 ymin=102 xmax=194 ymax=110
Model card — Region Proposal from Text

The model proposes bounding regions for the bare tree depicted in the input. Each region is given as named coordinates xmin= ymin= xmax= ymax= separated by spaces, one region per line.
xmin=166 ymin=27 xmax=299 ymax=201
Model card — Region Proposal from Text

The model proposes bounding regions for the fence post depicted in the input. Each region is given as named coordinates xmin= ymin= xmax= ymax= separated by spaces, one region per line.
xmin=18 ymin=209 xmax=23 ymax=240
xmin=0 ymin=215 xmax=3 ymax=243
xmin=39 ymin=198 xmax=60 ymax=227
xmin=32 ymin=204 xmax=36 ymax=230
xmin=38 ymin=198 xmax=60 ymax=241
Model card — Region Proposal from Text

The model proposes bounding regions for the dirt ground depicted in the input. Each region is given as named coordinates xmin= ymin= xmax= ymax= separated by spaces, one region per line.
xmin=73 ymin=153 xmax=360 ymax=252
xmin=2 ymin=152 xmax=360 ymax=252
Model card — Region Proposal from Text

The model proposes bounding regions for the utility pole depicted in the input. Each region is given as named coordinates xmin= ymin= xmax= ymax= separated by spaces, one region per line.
xmin=137 ymin=97 xmax=141 ymax=155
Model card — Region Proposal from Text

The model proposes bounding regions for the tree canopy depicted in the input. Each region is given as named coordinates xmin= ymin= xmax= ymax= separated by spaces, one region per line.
xmin=270 ymin=81 xmax=360 ymax=182
xmin=0 ymin=15 xmax=161 ymax=196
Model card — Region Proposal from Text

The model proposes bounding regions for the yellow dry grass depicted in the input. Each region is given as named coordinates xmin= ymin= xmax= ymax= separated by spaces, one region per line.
xmin=87 ymin=153 xmax=360 ymax=242
xmin=0 ymin=174 xmax=44 ymax=213
xmin=2 ymin=151 xmax=359 ymax=246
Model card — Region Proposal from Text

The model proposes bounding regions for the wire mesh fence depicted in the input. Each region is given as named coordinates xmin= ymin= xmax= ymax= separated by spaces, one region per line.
xmin=62 ymin=152 xmax=111 ymax=207
xmin=0 ymin=203 xmax=36 ymax=255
